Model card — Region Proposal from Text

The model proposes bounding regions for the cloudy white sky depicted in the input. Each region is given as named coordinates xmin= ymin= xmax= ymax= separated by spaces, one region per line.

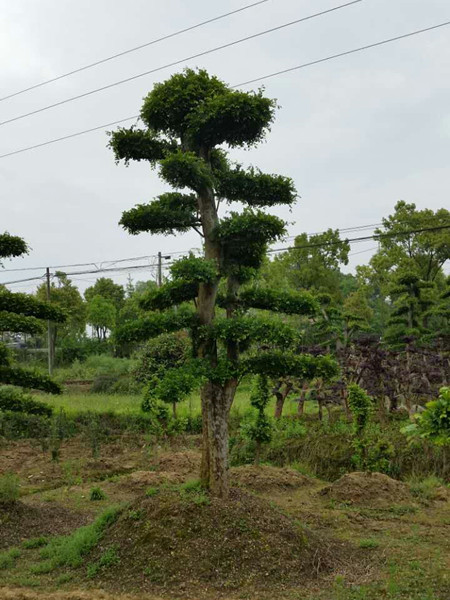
xmin=1 ymin=0 xmax=449 ymax=294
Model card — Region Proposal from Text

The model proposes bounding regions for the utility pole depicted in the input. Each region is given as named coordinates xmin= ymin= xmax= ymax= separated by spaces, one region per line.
xmin=46 ymin=268 xmax=53 ymax=375
xmin=157 ymin=252 xmax=162 ymax=288
xmin=157 ymin=252 xmax=171 ymax=288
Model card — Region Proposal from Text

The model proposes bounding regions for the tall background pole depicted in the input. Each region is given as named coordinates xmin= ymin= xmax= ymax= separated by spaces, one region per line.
xmin=157 ymin=252 xmax=162 ymax=288
xmin=45 ymin=268 xmax=53 ymax=375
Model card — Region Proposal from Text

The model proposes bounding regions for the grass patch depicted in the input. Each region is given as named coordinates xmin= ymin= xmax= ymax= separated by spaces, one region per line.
xmin=0 ymin=547 xmax=21 ymax=569
xmin=22 ymin=536 xmax=49 ymax=549
xmin=31 ymin=506 xmax=121 ymax=573
xmin=179 ymin=479 xmax=210 ymax=506
xmin=145 ymin=486 xmax=159 ymax=497
xmin=87 ymin=545 xmax=119 ymax=578
xmin=409 ymin=475 xmax=444 ymax=501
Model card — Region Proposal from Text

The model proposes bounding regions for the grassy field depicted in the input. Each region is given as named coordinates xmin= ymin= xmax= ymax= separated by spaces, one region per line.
xmin=41 ymin=384 xmax=315 ymax=418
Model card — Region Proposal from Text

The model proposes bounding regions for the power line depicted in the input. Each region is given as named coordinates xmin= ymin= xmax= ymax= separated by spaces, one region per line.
xmin=2 ymin=220 xmax=448 ymax=274
xmin=266 ymin=224 xmax=450 ymax=255
xmin=0 ymin=116 xmax=139 ymax=159
xmin=1 ymin=17 xmax=448 ymax=160
xmin=0 ymin=221 xmax=396 ymax=273
xmin=0 ymin=249 xmax=196 ymax=273
xmin=234 ymin=19 xmax=450 ymax=88
xmin=2 ymin=224 xmax=449 ymax=286
xmin=0 ymin=1 xmax=270 ymax=102
xmin=0 ymin=1 xmax=364 ymax=127
xmin=348 ymin=246 xmax=378 ymax=256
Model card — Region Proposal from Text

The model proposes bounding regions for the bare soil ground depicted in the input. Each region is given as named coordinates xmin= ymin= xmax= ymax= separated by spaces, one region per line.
xmin=0 ymin=436 xmax=449 ymax=600
xmin=0 ymin=502 xmax=91 ymax=549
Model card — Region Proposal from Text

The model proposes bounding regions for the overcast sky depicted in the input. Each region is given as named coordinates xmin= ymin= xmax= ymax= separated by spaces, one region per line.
xmin=1 ymin=0 xmax=449 ymax=294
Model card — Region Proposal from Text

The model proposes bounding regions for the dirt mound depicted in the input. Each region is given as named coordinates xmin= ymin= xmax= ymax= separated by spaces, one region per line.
xmin=0 ymin=501 xmax=90 ymax=549
xmin=153 ymin=450 xmax=200 ymax=476
xmin=230 ymin=464 xmax=313 ymax=490
xmin=85 ymin=489 xmax=352 ymax=595
xmin=320 ymin=472 xmax=412 ymax=507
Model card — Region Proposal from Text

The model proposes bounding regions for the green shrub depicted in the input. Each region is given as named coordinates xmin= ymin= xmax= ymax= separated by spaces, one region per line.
xmin=90 ymin=487 xmax=107 ymax=501
xmin=402 ymin=387 xmax=450 ymax=447
xmin=348 ymin=384 xmax=373 ymax=471
xmin=0 ymin=473 xmax=20 ymax=504
xmin=145 ymin=486 xmax=159 ymax=497
xmin=0 ymin=386 xmax=53 ymax=417
xmin=241 ymin=375 xmax=272 ymax=465
xmin=0 ymin=411 xmax=51 ymax=441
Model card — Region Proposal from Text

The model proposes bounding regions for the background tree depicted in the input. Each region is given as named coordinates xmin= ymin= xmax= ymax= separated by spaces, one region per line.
xmin=356 ymin=201 xmax=450 ymax=336
xmin=372 ymin=201 xmax=450 ymax=283
xmin=384 ymin=273 xmax=435 ymax=348
xmin=136 ymin=332 xmax=190 ymax=417
xmin=36 ymin=271 xmax=86 ymax=357
xmin=110 ymin=68 xmax=338 ymax=496
xmin=86 ymin=295 xmax=116 ymax=340
xmin=85 ymin=278 xmax=125 ymax=312
xmin=0 ymin=233 xmax=65 ymax=406
xmin=262 ymin=229 xmax=351 ymax=301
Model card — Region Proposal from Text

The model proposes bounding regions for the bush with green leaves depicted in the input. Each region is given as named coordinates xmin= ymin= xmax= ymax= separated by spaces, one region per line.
xmin=347 ymin=383 xmax=374 ymax=471
xmin=402 ymin=387 xmax=450 ymax=447
xmin=0 ymin=233 xmax=64 ymax=404
xmin=241 ymin=375 xmax=273 ymax=465
xmin=0 ymin=386 xmax=52 ymax=417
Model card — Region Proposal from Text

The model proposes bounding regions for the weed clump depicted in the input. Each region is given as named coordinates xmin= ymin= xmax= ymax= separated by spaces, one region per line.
xmin=409 ymin=475 xmax=447 ymax=502
xmin=90 ymin=487 xmax=107 ymax=501
xmin=0 ymin=473 xmax=20 ymax=504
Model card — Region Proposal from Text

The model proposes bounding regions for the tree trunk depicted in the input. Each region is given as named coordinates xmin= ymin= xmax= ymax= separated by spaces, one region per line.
xmin=274 ymin=393 xmax=285 ymax=419
xmin=200 ymin=388 xmax=211 ymax=486
xmin=273 ymin=382 xmax=292 ymax=418
xmin=202 ymin=380 xmax=236 ymax=497
xmin=172 ymin=402 xmax=177 ymax=419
